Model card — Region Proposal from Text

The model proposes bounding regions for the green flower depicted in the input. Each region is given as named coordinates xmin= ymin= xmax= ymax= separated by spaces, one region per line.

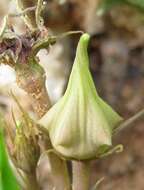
xmin=39 ymin=33 xmax=123 ymax=160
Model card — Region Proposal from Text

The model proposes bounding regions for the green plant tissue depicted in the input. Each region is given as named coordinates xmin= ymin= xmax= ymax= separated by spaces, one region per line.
xmin=0 ymin=127 xmax=20 ymax=190
xmin=97 ymin=0 xmax=144 ymax=14
xmin=39 ymin=34 xmax=123 ymax=160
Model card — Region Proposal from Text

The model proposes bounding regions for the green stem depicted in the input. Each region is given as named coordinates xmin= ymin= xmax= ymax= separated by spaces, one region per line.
xmin=32 ymin=36 xmax=57 ymax=56
xmin=32 ymin=31 xmax=83 ymax=56
xmin=72 ymin=161 xmax=90 ymax=190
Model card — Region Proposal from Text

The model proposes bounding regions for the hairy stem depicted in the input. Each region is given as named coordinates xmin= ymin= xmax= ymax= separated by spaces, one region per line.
xmin=72 ymin=161 xmax=90 ymax=190
xmin=15 ymin=58 xmax=51 ymax=118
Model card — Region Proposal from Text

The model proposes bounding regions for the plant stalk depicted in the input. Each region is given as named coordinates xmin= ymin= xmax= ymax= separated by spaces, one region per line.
xmin=72 ymin=161 xmax=90 ymax=190
xmin=115 ymin=108 xmax=144 ymax=134
xmin=15 ymin=59 xmax=51 ymax=118
xmin=38 ymin=151 xmax=72 ymax=190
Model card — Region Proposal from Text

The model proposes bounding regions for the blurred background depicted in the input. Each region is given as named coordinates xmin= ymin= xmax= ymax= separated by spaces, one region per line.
xmin=0 ymin=0 xmax=144 ymax=189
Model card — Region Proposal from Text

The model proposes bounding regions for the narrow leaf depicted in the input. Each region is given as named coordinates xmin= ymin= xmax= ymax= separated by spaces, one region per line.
xmin=0 ymin=118 xmax=20 ymax=190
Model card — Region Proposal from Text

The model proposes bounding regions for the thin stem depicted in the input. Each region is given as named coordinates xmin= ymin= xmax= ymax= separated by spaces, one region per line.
xmin=32 ymin=31 xmax=83 ymax=56
xmin=115 ymin=108 xmax=144 ymax=134
xmin=0 ymin=16 xmax=8 ymax=40
xmin=32 ymin=36 xmax=57 ymax=56
xmin=72 ymin=161 xmax=90 ymax=190
xmin=9 ymin=6 xmax=36 ymax=17
xmin=91 ymin=177 xmax=104 ymax=190
xmin=16 ymin=0 xmax=37 ymax=30
xmin=36 ymin=0 xmax=44 ymax=28
xmin=58 ymin=31 xmax=84 ymax=39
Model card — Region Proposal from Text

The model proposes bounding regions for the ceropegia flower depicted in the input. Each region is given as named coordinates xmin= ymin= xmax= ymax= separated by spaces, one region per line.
xmin=39 ymin=33 xmax=123 ymax=160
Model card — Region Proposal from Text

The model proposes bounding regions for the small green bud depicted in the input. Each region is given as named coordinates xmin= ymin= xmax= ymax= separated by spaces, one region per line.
xmin=39 ymin=33 xmax=123 ymax=160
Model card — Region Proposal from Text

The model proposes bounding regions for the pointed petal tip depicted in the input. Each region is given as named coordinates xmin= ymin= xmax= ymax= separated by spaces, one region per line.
xmin=80 ymin=33 xmax=90 ymax=43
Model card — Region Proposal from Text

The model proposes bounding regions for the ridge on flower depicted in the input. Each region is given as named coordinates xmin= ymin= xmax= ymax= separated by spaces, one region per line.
xmin=38 ymin=33 xmax=123 ymax=160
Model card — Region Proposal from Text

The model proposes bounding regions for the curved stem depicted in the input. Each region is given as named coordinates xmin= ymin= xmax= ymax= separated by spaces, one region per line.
xmin=32 ymin=36 xmax=57 ymax=56
xmin=72 ymin=161 xmax=90 ymax=190
xmin=32 ymin=31 xmax=83 ymax=56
